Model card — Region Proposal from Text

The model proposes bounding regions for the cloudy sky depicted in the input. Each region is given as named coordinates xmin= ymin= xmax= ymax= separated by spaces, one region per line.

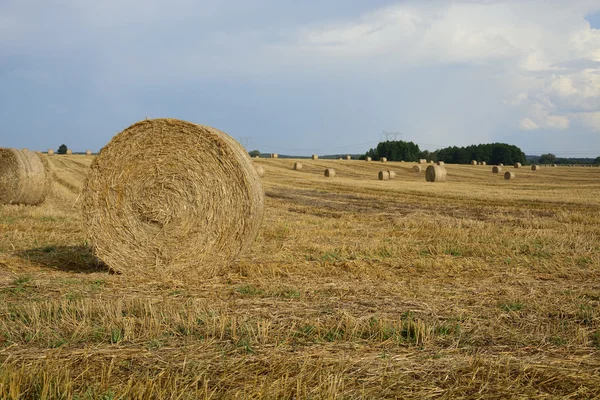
xmin=1 ymin=0 xmax=599 ymax=157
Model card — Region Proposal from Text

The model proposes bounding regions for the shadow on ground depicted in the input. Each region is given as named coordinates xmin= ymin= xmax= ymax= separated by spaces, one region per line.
xmin=17 ymin=245 xmax=114 ymax=274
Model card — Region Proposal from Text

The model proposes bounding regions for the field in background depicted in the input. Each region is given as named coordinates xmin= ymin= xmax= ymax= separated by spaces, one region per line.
xmin=1 ymin=156 xmax=599 ymax=399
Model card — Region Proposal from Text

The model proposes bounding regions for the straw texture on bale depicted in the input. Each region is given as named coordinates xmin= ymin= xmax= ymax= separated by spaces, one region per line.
xmin=504 ymin=171 xmax=515 ymax=180
xmin=66 ymin=149 xmax=72 ymax=155
xmin=378 ymin=170 xmax=389 ymax=181
xmin=425 ymin=165 xmax=447 ymax=182
xmin=531 ymin=165 xmax=539 ymax=171
xmin=514 ymin=162 xmax=521 ymax=168
xmin=388 ymin=170 xmax=396 ymax=179
xmin=254 ymin=165 xmax=265 ymax=177
xmin=293 ymin=162 xmax=303 ymax=170
xmin=346 ymin=155 xmax=351 ymax=160
xmin=471 ymin=160 xmax=477 ymax=165
xmin=366 ymin=157 xmax=372 ymax=162
xmin=324 ymin=168 xmax=335 ymax=178
xmin=81 ymin=118 xmax=265 ymax=278
xmin=312 ymin=154 xmax=318 ymax=160
xmin=47 ymin=149 xmax=54 ymax=155
xmin=437 ymin=161 xmax=445 ymax=165
xmin=411 ymin=165 xmax=422 ymax=173
xmin=0 ymin=148 xmax=49 ymax=206
xmin=86 ymin=150 xmax=92 ymax=155
xmin=381 ymin=157 xmax=387 ymax=163
xmin=492 ymin=166 xmax=502 ymax=173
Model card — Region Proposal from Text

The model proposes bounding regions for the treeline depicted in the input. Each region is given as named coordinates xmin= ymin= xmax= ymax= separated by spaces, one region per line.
xmin=528 ymin=153 xmax=600 ymax=165
xmin=362 ymin=141 xmax=527 ymax=165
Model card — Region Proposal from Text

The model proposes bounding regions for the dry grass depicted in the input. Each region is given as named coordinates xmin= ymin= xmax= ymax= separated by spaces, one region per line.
xmin=1 ymin=157 xmax=599 ymax=398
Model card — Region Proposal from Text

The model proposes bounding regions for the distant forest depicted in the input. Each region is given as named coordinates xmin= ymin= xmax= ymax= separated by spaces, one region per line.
xmin=363 ymin=141 xmax=527 ymax=165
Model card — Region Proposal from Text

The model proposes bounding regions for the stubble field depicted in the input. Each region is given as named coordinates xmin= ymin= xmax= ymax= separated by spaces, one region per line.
xmin=0 ymin=155 xmax=599 ymax=399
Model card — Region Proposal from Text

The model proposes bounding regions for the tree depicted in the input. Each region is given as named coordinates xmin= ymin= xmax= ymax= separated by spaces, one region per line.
xmin=538 ymin=153 xmax=557 ymax=164
xmin=57 ymin=144 xmax=68 ymax=154
xmin=594 ymin=156 xmax=600 ymax=165
xmin=248 ymin=149 xmax=261 ymax=157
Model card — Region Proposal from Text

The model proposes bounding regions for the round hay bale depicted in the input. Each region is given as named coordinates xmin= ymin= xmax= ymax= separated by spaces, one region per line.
xmin=378 ymin=170 xmax=390 ymax=181
xmin=270 ymin=153 xmax=278 ymax=159
xmin=0 ymin=148 xmax=49 ymax=205
xmin=381 ymin=157 xmax=388 ymax=163
xmin=514 ymin=162 xmax=521 ymax=168
xmin=86 ymin=149 xmax=92 ymax=156
xmin=66 ymin=149 xmax=72 ymax=155
xmin=492 ymin=166 xmax=502 ymax=173
xmin=437 ymin=161 xmax=445 ymax=166
xmin=531 ymin=165 xmax=539 ymax=171
xmin=324 ymin=168 xmax=335 ymax=178
xmin=429 ymin=160 xmax=435 ymax=164
xmin=337 ymin=157 xmax=343 ymax=160
xmin=47 ymin=149 xmax=54 ymax=156
xmin=551 ymin=164 xmax=557 ymax=167
xmin=293 ymin=162 xmax=303 ymax=170
xmin=419 ymin=159 xmax=427 ymax=164
xmin=312 ymin=154 xmax=318 ymax=160
xmin=366 ymin=157 xmax=372 ymax=162
xmin=255 ymin=165 xmax=265 ymax=177
xmin=471 ymin=160 xmax=477 ymax=165
xmin=425 ymin=165 xmax=447 ymax=182
xmin=411 ymin=165 xmax=422 ymax=173
xmin=481 ymin=161 xmax=487 ymax=166
xmin=81 ymin=118 xmax=264 ymax=278
xmin=499 ymin=163 xmax=504 ymax=167
xmin=346 ymin=155 xmax=351 ymax=160
xmin=504 ymin=171 xmax=515 ymax=180
xmin=388 ymin=170 xmax=396 ymax=179
xmin=254 ymin=155 xmax=260 ymax=159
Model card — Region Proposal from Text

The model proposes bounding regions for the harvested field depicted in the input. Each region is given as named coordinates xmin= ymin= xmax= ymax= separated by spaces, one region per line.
xmin=1 ymin=157 xmax=599 ymax=399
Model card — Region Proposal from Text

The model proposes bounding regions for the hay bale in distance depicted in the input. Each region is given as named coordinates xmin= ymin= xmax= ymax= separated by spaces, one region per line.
xmin=492 ymin=166 xmax=502 ymax=173
xmin=270 ymin=153 xmax=278 ymax=159
xmin=411 ymin=165 xmax=422 ymax=173
xmin=346 ymin=155 xmax=351 ymax=160
xmin=471 ymin=160 xmax=477 ymax=165
xmin=531 ymin=165 xmax=539 ymax=171
xmin=312 ymin=154 xmax=318 ymax=160
xmin=293 ymin=162 xmax=303 ymax=170
xmin=66 ymin=149 xmax=72 ymax=155
xmin=437 ymin=161 xmax=445 ymax=166
xmin=481 ymin=161 xmax=487 ymax=166
xmin=514 ymin=162 xmax=521 ymax=168
xmin=378 ymin=170 xmax=390 ymax=181
xmin=254 ymin=165 xmax=265 ymax=177
xmin=0 ymin=148 xmax=49 ymax=206
xmin=551 ymin=164 xmax=557 ymax=167
xmin=81 ymin=118 xmax=265 ymax=278
xmin=324 ymin=168 xmax=335 ymax=178
xmin=388 ymin=170 xmax=396 ymax=179
xmin=419 ymin=159 xmax=427 ymax=164
xmin=504 ymin=171 xmax=515 ymax=180
xmin=86 ymin=149 xmax=92 ymax=155
xmin=47 ymin=149 xmax=54 ymax=156
xmin=425 ymin=165 xmax=447 ymax=182
xmin=381 ymin=157 xmax=388 ymax=163
xmin=499 ymin=163 xmax=504 ymax=167
xmin=366 ymin=157 xmax=372 ymax=162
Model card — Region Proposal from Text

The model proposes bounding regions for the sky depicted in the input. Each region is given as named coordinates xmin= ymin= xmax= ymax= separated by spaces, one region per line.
xmin=1 ymin=0 xmax=600 ymax=157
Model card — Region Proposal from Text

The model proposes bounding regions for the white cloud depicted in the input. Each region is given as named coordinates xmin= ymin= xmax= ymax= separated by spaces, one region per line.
xmin=519 ymin=118 xmax=539 ymax=130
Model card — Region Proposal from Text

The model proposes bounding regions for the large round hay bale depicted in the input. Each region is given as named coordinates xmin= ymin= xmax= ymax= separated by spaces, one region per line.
xmin=86 ymin=149 xmax=92 ymax=155
xmin=437 ymin=161 xmax=445 ymax=166
xmin=492 ymin=166 xmax=502 ymax=173
xmin=312 ymin=154 xmax=318 ymax=160
xmin=293 ymin=162 xmax=303 ymax=170
xmin=388 ymin=170 xmax=396 ymax=179
xmin=346 ymin=155 xmax=351 ymax=160
xmin=412 ymin=165 xmax=422 ymax=173
xmin=471 ymin=160 xmax=477 ymax=165
xmin=531 ymin=165 xmax=539 ymax=171
xmin=381 ymin=157 xmax=387 ymax=163
xmin=366 ymin=157 xmax=372 ymax=162
xmin=47 ymin=149 xmax=54 ymax=156
xmin=81 ymin=118 xmax=264 ymax=278
xmin=514 ymin=162 xmax=521 ymax=168
xmin=254 ymin=165 xmax=265 ymax=177
xmin=0 ymin=148 xmax=49 ymax=205
xmin=324 ymin=168 xmax=335 ymax=178
xmin=504 ymin=171 xmax=515 ymax=180
xmin=66 ymin=149 xmax=72 ymax=155
xmin=378 ymin=170 xmax=389 ymax=181
xmin=425 ymin=165 xmax=447 ymax=182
